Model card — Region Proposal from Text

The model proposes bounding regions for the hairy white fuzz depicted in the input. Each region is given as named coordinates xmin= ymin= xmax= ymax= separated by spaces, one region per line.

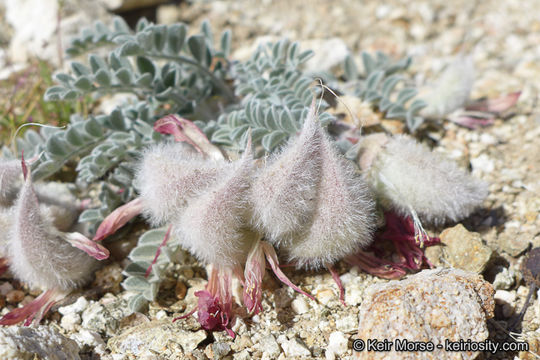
xmin=284 ymin=125 xmax=376 ymax=269
xmin=251 ymin=107 xmax=322 ymax=245
xmin=0 ymin=160 xmax=22 ymax=206
xmin=367 ymin=134 xmax=488 ymax=225
xmin=174 ymin=151 xmax=256 ymax=268
xmin=421 ymin=56 xmax=475 ymax=118
xmin=136 ymin=142 xmax=227 ymax=226
xmin=9 ymin=169 xmax=97 ymax=291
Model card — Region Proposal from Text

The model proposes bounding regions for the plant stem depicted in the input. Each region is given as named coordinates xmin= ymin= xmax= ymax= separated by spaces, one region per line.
xmin=147 ymin=52 xmax=235 ymax=102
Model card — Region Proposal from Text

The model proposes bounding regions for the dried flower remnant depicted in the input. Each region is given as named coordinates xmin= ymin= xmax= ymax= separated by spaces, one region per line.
xmin=0 ymin=159 xmax=109 ymax=325
xmin=511 ymin=247 xmax=540 ymax=330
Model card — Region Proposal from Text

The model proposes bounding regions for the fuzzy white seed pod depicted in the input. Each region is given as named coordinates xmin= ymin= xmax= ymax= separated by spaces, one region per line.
xmin=420 ymin=56 xmax=475 ymax=118
xmin=8 ymin=165 xmax=98 ymax=291
xmin=251 ymin=107 xmax=323 ymax=245
xmin=0 ymin=159 xmax=22 ymax=206
xmin=136 ymin=142 xmax=227 ymax=226
xmin=174 ymin=149 xmax=256 ymax=268
xmin=0 ymin=207 xmax=13 ymax=258
xmin=366 ymin=134 xmax=488 ymax=225
xmin=283 ymin=120 xmax=376 ymax=269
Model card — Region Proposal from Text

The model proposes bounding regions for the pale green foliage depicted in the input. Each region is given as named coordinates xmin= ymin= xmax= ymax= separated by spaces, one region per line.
xmin=343 ymin=51 xmax=427 ymax=132
xmin=122 ymin=228 xmax=184 ymax=311
xmin=197 ymin=39 xmax=334 ymax=153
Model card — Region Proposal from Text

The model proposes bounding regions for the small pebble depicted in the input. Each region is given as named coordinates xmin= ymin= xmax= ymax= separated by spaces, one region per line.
xmin=291 ymin=297 xmax=309 ymax=314
xmin=175 ymin=280 xmax=187 ymax=300
xmin=5 ymin=289 xmax=24 ymax=304
xmin=0 ymin=282 xmax=13 ymax=296
xmin=326 ymin=331 xmax=348 ymax=360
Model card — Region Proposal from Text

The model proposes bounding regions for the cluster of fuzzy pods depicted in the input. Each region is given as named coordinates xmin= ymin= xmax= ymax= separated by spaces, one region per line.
xmin=97 ymin=105 xmax=487 ymax=336
xmin=0 ymin=157 xmax=109 ymax=326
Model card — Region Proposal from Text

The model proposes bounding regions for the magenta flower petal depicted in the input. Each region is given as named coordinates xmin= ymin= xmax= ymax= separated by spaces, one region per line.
xmin=64 ymin=232 xmax=110 ymax=260
xmin=261 ymin=241 xmax=315 ymax=301
xmin=154 ymin=115 xmax=223 ymax=159
xmin=243 ymin=241 xmax=265 ymax=314
xmin=0 ymin=289 xmax=62 ymax=326
xmin=326 ymin=264 xmax=347 ymax=306
xmin=93 ymin=198 xmax=143 ymax=241
xmin=450 ymin=114 xmax=495 ymax=129
xmin=466 ymin=91 xmax=521 ymax=113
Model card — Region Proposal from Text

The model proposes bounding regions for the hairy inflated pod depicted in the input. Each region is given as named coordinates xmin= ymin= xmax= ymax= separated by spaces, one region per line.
xmin=174 ymin=148 xmax=256 ymax=268
xmin=0 ymin=159 xmax=22 ymax=207
xmin=362 ymin=134 xmax=488 ymax=225
xmin=136 ymin=142 xmax=228 ymax=226
xmin=250 ymin=106 xmax=323 ymax=245
xmin=8 ymin=162 xmax=104 ymax=291
xmin=282 ymin=116 xmax=376 ymax=269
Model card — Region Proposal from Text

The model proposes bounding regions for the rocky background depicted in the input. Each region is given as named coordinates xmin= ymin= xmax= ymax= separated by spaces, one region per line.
xmin=0 ymin=0 xmax=539 ymax=359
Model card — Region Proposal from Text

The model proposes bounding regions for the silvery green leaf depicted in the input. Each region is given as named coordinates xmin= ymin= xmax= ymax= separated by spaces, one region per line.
xmin=139 ymin=229 xmax=168 ymax=246
xmin=136 ymin=56 xmax=155 ymax=78
xmin=73 ymin=76 xmax=93 ymax=91
xmin=362 ymin=51 xmax=376 ymax=75
xmin=62 ymin=90 xmax=79 ymax=100
xmin=396 ymin=88 xmax=418 ymax=106
xmin=112 ymin=16 xmax=130 ymax=34
xmin=297 ymin=50 xmax=314 ymax=64
xmin=84 ymin=117 xmax=104 ymax=137
xmin=365 ymin=70 xmax=384 ymax=91
xmin=261 ymin=131 xmax=288 ymax=151
xmin=119 ymin=41 xmax=142 ymax=56
xmin=318 ymin=112 xmax=334 ymax=126
xmin=142 ymin=283 xmax=159 ymax=301
xmin=66 ymin=126 xmax=84 ymax=146
xmin=124 ymin=262 xmax=150 ymax=277
xmin=344 ymin=55 xmax=358 ymax=81
xmin=32 ymin=160 xmax=58 ymax=180
xmin=386 ymin=104 xmax=406 ymax=119
xmin=123 ymin=276 xmax=150 ymax=291
xmin=135 ymin=31 xmax=152 ymax=50
xmin=381 ymin=75 xmax=401 ymax=98
xmin=231 ymin=124 xmax=250 ymax=141
xmin=78 ymin=209 xmax=102 ymax=223
xmin=55 ymin=73 xmax=74 ymax=85
xmin=135 ymin=17 xmax=149 ymax=32
xmin=89 ymin=54 xmax=107 ymax=74
xmin=107 ymin=109 xmax=126 ymax=130
xmin=152 ymin=24 xmax=167 ymax=51
xmin=406 ymin=115 xmax=424 ymax=132
xmin=167 ymin=23 xmax=186 ymax=54
xmin=211 ymin=128 xmax=234 ymax=144
xmin=128 ymin=293 xmax=147 ymax=313
xmin=71 ymin=62 xmax=91 ymax=76
xmin=220 ymin=29 xmax=231 ymax=57
xmin=364 ymin=90 xmax=381 ymax=103
xmin=115 ymin=68 xmax=132 ymax=85
xmin=44 ymin=86 xmax=65 ymax=101
xmin=129 ymin=244 xmax=159 ymax=263
xmin=94 ymin=69 xmax=111 ymax=87
xmin=187 ymin=34 xmax=206 ymax=64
